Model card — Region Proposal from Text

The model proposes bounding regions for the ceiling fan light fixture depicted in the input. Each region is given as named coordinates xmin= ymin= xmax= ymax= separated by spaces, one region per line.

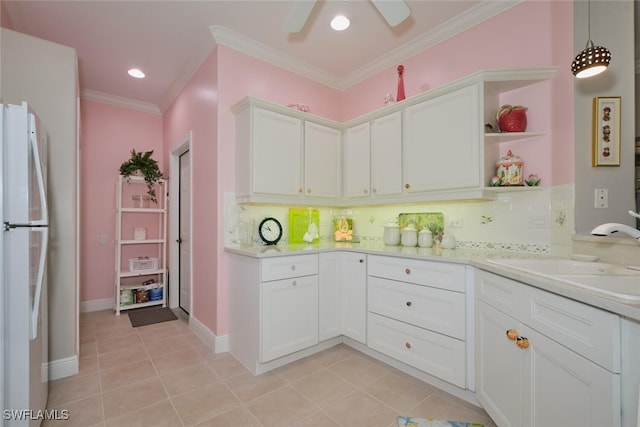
xmin=330 ymin=15 xmax=350 ymax=31
xmin=128 ymin=68 xmax=146 ymax=79
xmin=571 ymin=0 xmax=611 ymax=78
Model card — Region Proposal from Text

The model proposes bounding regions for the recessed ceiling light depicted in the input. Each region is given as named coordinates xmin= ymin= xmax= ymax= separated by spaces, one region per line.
xmin=128 ymin=68 xmax=145 ymax=78
xmin=330 ymin=15 xmax=350 ymax=31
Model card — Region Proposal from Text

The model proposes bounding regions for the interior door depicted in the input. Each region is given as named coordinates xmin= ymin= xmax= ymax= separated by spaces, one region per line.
xmin=178 ymin=150 xmax=192 ymax=314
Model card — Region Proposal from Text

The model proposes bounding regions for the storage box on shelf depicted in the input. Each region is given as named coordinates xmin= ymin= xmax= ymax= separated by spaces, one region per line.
xmin=114 ymin=175 xmax=168 ymax=314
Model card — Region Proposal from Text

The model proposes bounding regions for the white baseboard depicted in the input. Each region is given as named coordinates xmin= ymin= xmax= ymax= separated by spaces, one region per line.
xmin=48 ymin=355 xmax=78 ymax=381
xmin=189 ymin=314 xmax=229 ymax=353
xmin=80 ymin=298 xmax=113 ymax=313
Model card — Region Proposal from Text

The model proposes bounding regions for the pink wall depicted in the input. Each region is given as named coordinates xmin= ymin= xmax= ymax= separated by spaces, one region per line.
xmin=80 ymin=99 xmax=162 ymax=302
xmin=162 ymin=48 xmax=220 ymax=331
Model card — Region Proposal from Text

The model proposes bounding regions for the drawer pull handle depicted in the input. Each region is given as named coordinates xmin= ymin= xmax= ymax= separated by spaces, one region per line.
xmin=292 ymin=280 xmax=297 ymax=286
xmin=405 ymin=342 xmax=412 ymax=349
xmin=405 ymin=268 xmax=411 ymax=274
xmin=506 ymin=329 xmax=519 ymax=341
xmin=516 ymin=336 xmax=529 ymax=349
xmin=405 ymin=183 xmax=411 ymax=189
xmin=359 ymin=259 xmax=365 ymax=263
xmin=406 ymin=301 xmax=412 ymax=307
xmin=291 ymin=265 xmax=296 ymax=271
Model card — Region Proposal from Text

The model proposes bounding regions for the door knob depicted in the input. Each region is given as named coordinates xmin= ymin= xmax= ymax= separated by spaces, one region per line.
xmin=176 ymin=238 xmax=183 ymax=243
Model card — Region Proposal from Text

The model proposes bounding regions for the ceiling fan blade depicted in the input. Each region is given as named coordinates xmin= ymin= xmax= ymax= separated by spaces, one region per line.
xmin=283 ymin=0 xmax=318 ymax=33
xmin=371 ymin=0 xmax=411 ymax=27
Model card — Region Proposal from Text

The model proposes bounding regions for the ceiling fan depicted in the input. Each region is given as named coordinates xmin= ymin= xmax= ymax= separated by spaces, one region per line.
xmin=283 ymin=0 xmax=411 ymax=33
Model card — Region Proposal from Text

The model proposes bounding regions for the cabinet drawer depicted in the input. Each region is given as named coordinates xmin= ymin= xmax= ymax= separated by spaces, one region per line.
xmin=477 ymin=270 xmax=621 ymax=372
xmin=368 ymin=255 xmax=466 ymax=292
xmin=368 ymin=313 xmax=466 ymax=388
xmin=261 ymin=254 xmax=318 ymax=282
xmin=368 ymin=276 xmax=465 ymax=339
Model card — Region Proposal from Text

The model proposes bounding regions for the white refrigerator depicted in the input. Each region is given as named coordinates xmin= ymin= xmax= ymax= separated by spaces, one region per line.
xmin=1 ymin=102 xmax=49 ymax=426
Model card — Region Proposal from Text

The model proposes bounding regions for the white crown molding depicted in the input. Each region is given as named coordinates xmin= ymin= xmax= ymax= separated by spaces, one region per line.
xmin=81 ymin=89 xmax=161 ymax=115
xmin=210 ymin=25 xmax=343 ymax=90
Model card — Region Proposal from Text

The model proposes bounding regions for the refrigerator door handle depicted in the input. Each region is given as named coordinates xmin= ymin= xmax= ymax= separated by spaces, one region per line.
xmin=31 ymin=227 xmax=48 ymax=340
xmin=29 ymin=117 xmax=48 ymax=226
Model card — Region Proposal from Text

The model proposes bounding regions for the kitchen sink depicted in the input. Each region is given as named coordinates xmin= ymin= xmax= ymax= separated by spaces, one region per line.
xmin=486 ymin=258 xmax=640 ymax=301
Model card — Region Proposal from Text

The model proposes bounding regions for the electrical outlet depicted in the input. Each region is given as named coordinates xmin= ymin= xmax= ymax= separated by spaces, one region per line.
xmin=448 ymin=219 xmax=463 ymax=228
xmin=595 ymin=188 xmax=608 ymax=208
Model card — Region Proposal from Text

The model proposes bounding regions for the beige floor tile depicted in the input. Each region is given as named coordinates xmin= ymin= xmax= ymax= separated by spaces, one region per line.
xmin=94 ymin=323 xmax=136 ymax=342
xmin=407 ymin=392 xmax=493 ymax=426
xmin=102 ymin=377 xmax=168 ymax=420
xmin=100 ymin=359 xmax=158 ymax=392
xmin=79 ymin=328 xmax=97 ymax=344
xmin=323 ymin=390 xmax=398 ymax=427
xmin=152 ymin=346 xmax=204 ymax=375
xmin=207 ymin=353 xmax=249 ymax=379
xmin=224 ymin=371 xmax=285 ymax=403
xmin=193 ymin=406 xmax=262 ymax=427
xmin=98 ymin=343 xmax=149 ymax=370
xmin=47 ymin=372 xmax=101 ymax=408
xmin=42 ymin=394 xmax=103 ymax=427
xmin=144 ymin=334 xmax=193 ymax=358
xmin=79 ymin=341 xmax=98 ymax=357
xmin=137 ymin=322 xmax=184 ymax=343
xmin=327 ymin=354 xmax=389 ymax=387
xmin=104 ymin=400 xmax=182 ymax=427
xmin=77 ymin=355 xmax=99 ymax=377
xmin=292 ymin=410 xmax=341 ymax=427
xmin=96 ymin=332 xmax=143 ymax=354
xmin=172 ymin=382 xmax=241 ymax=426
xmin=160 ymin=362 xmax=221 ymax=397
xmin=273 ymin=356 xmax=323 ymax=383
xmin=291 ymin=369 xmax=356 ymax=407
xmin=246 ymin=386 xmax=317 ymax=427
xmin=307 ymin=344 xmax=357 ymax=367
xmin=362 ymin=371 xmax=436 ymax=413
xmin=193 ymin=342 xmax=215 ymax=357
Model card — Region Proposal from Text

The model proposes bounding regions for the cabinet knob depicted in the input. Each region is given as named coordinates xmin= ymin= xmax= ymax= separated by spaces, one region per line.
xmin=405 ymin=183 xmax=411 ymax=189
xmin=359 ymin=259 xmax=365 ymax=263
xmin=306 ymin=188 xmax=311 ymax=194
xmin=406 ymin=301 xmax=412 ymax=307
xmin=506 ymin=329 xmax=519 ymax=340
xmin=298 ymin=188 xmax=303 ymax=193
xmin=363 ymin=189 xmax=368 ymax=194
xmin=405 ymin=268 xmax=411 ymax=274
xmin=405 ymin=342 xmax=412 ymax=349
xmin=292 ymin=280 xmax=297 ymax=286
xmin=516 ymin=336 xmax=529 ymax=349
xmin=372 ymin=188 xmax=377 ymax=193
xmin=291 ymin=265 xmax=296 ymax=270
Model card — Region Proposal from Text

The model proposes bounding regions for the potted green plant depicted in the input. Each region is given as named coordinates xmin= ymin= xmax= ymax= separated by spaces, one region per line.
xmin=119 ymin=149 xmax=164 ymax=203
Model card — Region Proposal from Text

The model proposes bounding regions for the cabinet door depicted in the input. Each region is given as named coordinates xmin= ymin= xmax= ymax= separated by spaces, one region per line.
xmin=304 ymin=122 xmax=341 ymax=199
xmin=343 ymin=122 xmax=371 ymax=199
xmin=341 ymin=252 xmax=367 ymax=344
xmin=403 ymin=84 xmax=480 ymax=193
xmin=524 ymin=325 xmax=620 ymax=427
xmin=261 ymin=275 xmax=319 ymax=362
xmin=371 ymin=111 xmax=402 ymax=197
xmin=318 ymin=252 xmax=342 ymax=341
xmin=476 ymin=300 xmax=526 ymax=427
xmin=252 ymin=108 xmax=303 ymax=196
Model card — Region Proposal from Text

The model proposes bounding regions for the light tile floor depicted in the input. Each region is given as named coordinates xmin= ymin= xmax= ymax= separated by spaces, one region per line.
xmin=44 ymin=309 xmax=497 ymax=427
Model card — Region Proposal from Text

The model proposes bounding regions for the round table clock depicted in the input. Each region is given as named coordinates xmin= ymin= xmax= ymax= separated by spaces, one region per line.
xmin=258 ymin=217 xmax=282 ymax=245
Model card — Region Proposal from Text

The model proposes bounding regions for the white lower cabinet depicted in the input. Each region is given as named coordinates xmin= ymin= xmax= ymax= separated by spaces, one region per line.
xmin=476 ymin=270 xmax=621 ymax=427
xmin=318 ymin=252 xmax=367 ymax=343
xmin=367 ymin=255 xmax=468 ymax=388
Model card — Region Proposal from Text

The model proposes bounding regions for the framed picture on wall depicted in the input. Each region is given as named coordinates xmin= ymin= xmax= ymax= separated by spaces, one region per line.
xmin=592 ymin=96 xmax=621 ymax=167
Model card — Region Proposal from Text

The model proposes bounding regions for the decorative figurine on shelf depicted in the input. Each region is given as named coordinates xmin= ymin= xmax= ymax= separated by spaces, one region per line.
xmin=397 ymin=65 xmax=406 ymax=101
xmin=525 ymin=174 xmax=541 ymax=186
xmin=384 ymin=93 xmax=395 ymax=105
xmin=489 ymin=176 xmax=502 ymax=187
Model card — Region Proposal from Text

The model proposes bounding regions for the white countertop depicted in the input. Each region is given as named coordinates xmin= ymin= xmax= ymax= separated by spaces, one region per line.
xmin=224 ymin=242 xmax=640 ymax=323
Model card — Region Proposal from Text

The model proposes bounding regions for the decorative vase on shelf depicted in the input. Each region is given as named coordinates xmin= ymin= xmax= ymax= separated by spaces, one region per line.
xmin=397 ymin=65 xmax=405 ymax=101
xmin=496 ymin=150 xmax=524 ymax=186
xmin=496 ymin=104 xmax=527 ymax=132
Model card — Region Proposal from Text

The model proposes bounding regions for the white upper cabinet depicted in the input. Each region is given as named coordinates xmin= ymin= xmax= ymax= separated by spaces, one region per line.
xmin=371 ymin=111 xmax=402 ymax=198
xmin=304 ymin=121 xmax=341 ymax=199
xmin=403 ymin=84 xmax=480 ymax=194
xmin=343 ymin=122 xmax=371 ymax=199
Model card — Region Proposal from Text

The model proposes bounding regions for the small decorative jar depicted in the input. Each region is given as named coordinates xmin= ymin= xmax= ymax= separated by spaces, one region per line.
xmin=496 ymin=105 xmax=527 ymax=132
xmin=418 ymin=230 xmax=433 ymax=248
xmin=383 ymin=223 xmax=401 ymax=246
xmin=441 ymin=234 xmax=457 ymax=250
xmin=496 ymin=150 xmax=524 ymax=186
xmin=400 ymin=224 xmax=418 ymax=247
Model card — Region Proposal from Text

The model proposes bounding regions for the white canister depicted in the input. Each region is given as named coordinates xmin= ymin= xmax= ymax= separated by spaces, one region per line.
xmin=401 ymin=225 xmax=418 ymax=247
xmin=441 ymin=234 xmax=457 ymax=249
xmin=383 ymin=224 xmax=401 ymax=246
xmin=418 ymin=230 xmax=433 ymax=248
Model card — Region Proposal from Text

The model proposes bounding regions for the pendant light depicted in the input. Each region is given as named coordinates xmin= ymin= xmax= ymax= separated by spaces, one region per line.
xmin=571 ymin=0 xmax=611 ymax=78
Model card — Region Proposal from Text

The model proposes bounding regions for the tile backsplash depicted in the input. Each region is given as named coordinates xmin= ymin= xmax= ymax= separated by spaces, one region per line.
xmin=224 ymin=183 xmax=575 ymax=256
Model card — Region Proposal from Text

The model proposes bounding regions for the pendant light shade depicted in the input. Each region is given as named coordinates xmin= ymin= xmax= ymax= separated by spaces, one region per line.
xmin=571 ymin=0 xmax=611 ymax=78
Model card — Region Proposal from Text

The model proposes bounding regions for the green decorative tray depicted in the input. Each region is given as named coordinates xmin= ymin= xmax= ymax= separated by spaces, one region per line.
xmin=398 ymin=212 xmax=444 ymax=234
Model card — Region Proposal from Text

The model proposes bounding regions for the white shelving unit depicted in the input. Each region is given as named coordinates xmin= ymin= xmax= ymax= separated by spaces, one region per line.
xmin=114 ymin=175 xmax=168 ymax=315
